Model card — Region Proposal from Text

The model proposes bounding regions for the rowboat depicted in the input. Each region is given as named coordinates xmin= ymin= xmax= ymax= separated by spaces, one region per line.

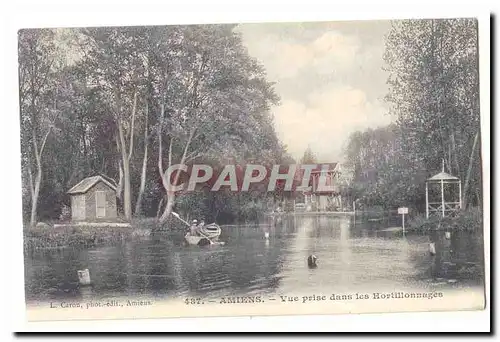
xmin=184 ymin=223 xmax=224 ymax=246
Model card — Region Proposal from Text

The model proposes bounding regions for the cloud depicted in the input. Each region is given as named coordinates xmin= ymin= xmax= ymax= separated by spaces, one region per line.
xmin=268 ymin=41 xmax=315 ymax=79
xmin=310 ymin=31 xmax=361 ymax=73
xmin=273 ymin=86 xmax=391 ymax=162
xmin=241 ymin=29 xmax=361 ymax=80
xmin=237 ymin=22 xmax=393 ymax=162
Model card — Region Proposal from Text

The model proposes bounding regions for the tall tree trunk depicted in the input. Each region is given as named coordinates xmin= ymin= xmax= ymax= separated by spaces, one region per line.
xmin=157 ymin=128 xmax=195 ymax=225
xmin=29 ymin=127 xmax=51 ymax=227
xmin=29 ymin=165 xmax=41 ymax=228
xmin=116 ymin=161 xmax=124 ymax=201
xmin=121 ymin=152 xmax=132 ymax=220
xmin=463 ymin=131 xmax=479 ymax=209
xmin=156 ymin=196 xmax=165 ymax=219
xmin=159 ymin=195 xmax=175 ymax=223
xmin=116 ymin=92 xmax=137 ymax=221
xmin=115 ymin=135 xmax=124 ymax=201
xmin=134 ymin=147 xmax=148 ymax=216
xmin=475 ymin=188 xmax=481 ymax=209
xmin=118 ymin=123 xmax=132 ymax=219
xmin=451 ymin=132 xmax=460 ymax=177
xmin=134 ymin=104 xmax=149 ymax=217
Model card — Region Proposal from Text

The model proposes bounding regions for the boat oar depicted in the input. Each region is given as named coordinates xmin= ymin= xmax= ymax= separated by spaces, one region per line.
xmin=171 ymin=212 xmax=190 ymax=227
xmin=172 ymin=212 xmax=215 ymax=245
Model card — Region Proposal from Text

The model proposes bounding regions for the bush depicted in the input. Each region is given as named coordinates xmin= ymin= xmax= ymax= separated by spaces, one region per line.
xmin=407 ymin=207 xmax=482 ymax=232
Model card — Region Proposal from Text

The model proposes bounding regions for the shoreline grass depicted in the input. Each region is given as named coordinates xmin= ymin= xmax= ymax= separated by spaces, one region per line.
xmin=406 ymin=207 xmax=482 ymax=233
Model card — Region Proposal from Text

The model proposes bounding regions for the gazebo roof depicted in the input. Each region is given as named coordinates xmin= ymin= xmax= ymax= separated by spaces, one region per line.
xmin=427 ymin=171 xmax=459 ymax=181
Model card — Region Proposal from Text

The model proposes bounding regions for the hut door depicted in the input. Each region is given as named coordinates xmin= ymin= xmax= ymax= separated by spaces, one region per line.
xmin=72 ymin=195 xmax=85 ymax=220
xmin=95 ymin=191 xmax=106 ymax=218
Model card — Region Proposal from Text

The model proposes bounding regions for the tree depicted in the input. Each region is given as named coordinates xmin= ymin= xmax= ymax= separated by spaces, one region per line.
xmin=300 ymin=146 xmax=317 ymax=164
xmin=342 ymin=19 xmax=481 ymax=211
xmin=19 ymin=29 xmax=58 ymax=227
xmin=154 ymin=25 xmax=279 ymax=225
xmin=384 ymin=18 xmax=480 ymax=208
xmin=78 ymin=27 xmax=148 ymax=221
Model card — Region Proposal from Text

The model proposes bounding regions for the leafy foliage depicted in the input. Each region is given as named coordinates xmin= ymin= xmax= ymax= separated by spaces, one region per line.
xmin=19 ymin=25 xmax=292 ymax=225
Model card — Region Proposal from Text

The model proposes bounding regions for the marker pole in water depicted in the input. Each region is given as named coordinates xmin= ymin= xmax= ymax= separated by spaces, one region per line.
xmin=398 ymin=207 xmax=408 ymax=237
xmin=402 ymin=212 xmax=405 ymax=236
xmin=78 ymin=269 xmax=91 ymax=285
xmin=429 ymin=242 xmax=436 ymax=255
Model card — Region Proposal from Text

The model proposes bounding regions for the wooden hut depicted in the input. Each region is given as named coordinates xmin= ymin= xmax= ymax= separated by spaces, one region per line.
xmin=67 ymin=175 xmax=118 ymax=221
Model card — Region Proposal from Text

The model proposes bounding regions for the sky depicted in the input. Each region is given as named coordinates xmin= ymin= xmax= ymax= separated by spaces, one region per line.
xmin=236 ymin=20 xmax=394 ymax=163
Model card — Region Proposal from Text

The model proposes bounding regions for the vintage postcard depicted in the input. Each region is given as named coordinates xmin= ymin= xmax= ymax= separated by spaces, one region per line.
xmin=19 ymin=17 xmax=487 ymax=323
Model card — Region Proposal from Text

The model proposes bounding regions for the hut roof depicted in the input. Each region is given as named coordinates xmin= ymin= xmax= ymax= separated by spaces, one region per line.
xmin=427 ymin=171 xmax=459 ymax=181
xmin=67 ymin=175 xmax=117 ymax=195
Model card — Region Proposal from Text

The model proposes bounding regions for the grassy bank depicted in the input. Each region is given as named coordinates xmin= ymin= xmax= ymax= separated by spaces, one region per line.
xmin=23 ymin=215 xmax=192 ymax=250
xmin=407 ymin=207 xmax=482 ymax=233
xmin=23 ymin=225 xmax=136 ymax=250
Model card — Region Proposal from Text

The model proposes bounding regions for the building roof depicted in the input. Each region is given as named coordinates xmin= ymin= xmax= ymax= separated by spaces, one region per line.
xmin=427 ymin=171 xmax=459 ymax=181
xmin=67 ymin=175 xmax=117 ymax=195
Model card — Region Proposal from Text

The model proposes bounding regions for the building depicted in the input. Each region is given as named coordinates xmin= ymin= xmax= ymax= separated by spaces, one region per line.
xmin=309 ymin=163 xmax=341 ymax=211
xmin=294 ymin=163 xmax=343 ymax=211
xmin=67 ymin=175 xmax=118 ymax=221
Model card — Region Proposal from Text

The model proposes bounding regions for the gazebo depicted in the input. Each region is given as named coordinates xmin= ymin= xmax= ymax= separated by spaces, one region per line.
xmin=425 ymin=161 xmax=462 ymax=219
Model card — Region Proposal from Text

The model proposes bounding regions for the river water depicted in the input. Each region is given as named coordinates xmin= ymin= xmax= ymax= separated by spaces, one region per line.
xmin=24 ymin=215 xmax=484 ymax=304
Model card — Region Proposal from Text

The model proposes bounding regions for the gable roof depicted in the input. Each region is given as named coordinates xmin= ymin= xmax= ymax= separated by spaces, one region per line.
xmin=427 ymin=171 xmax=459 ymax=181
xmin=67 ymin=175 xmax=117 ymax=195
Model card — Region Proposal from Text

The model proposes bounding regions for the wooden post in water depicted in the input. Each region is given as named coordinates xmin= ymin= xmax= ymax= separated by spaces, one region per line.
xmin=353 ymin=201 xmax=356 ymax=226
xmin=402 ymin=211 xmax=405 ymax=236
xmin=429 ymin=242 xmax=436 ymax=256
xmin=398 ymin=207 xmax=408 ymax=236
xmin=78 ymin=269 xmax=91 ymax=286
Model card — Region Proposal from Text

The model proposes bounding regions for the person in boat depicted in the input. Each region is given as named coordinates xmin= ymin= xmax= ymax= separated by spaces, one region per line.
xmin=189 ymin=219 xmax=199 ymax=236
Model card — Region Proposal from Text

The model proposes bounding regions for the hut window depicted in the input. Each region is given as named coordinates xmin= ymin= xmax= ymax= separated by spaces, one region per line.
xmin=95 ymin=191 xmax=106 ymax=218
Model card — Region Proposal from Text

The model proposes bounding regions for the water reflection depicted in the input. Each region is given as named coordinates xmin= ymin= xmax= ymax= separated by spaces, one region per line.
xmin=24 ymin=215 xmax=484 ymax=303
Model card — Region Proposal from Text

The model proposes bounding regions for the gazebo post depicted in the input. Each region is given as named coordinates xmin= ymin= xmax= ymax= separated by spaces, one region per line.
xmin=441 ymin=179 xmax=445 ymax=217
xmin=425 ymin=182 xmax=429 ymax=219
